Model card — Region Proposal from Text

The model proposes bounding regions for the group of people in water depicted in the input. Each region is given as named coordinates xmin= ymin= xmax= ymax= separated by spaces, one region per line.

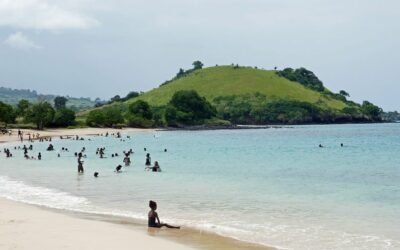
xmin=1 ymin=130 xmax=181 ymax=229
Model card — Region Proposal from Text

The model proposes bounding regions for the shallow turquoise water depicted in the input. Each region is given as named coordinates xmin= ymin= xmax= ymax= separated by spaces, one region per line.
xmin=1 ymin=124 xmax=399 ymax=249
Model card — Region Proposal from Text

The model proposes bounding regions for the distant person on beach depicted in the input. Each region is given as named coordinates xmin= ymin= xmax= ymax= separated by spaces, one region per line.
xmin=148 ymin=200 xmax=180 ymax=229
xmin=38 ymin=152 xmax=41 ymax=160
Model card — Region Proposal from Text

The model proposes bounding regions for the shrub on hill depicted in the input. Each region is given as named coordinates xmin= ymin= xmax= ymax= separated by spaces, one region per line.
xmin=166 ymin=90 xmax=216 ymax=126
xmin=277 ymin=67 xmax=324 ymax=92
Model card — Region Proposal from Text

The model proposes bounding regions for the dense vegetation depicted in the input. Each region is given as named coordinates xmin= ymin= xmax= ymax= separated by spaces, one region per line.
xmin=85 ymin=90 xmax=217 ymax=128
xmin=0 ymin=97 xmax=77 ymax=130
xmin=0 ymin=86 xmax=97 ymax=111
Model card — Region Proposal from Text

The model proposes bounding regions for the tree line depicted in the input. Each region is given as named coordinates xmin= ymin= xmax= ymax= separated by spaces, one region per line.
xmin=0 ymin=96 xmax=76 ymax=129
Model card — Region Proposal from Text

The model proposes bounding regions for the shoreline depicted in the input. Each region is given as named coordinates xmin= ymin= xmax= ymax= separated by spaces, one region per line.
xmin=0 ymin=197 xmax=193 ymax=250
xmin=0 ymin=127 xmax=276 ymax=250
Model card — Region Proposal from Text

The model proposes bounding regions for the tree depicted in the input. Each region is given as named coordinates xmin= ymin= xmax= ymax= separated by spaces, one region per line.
xmin=110 ymin=95 xmax=121 ymax=103
xmin=104 ymin=107 xmax=124 ymax=127
xmin=25 ymin=102 xmax=55 ymax=130
xmin=129 ymin=100 xmax=152 ymax=119
xmin=53 ymin=108 xmax=76 ymax=127
xmin=86 ymin=110 xmax=106 ymax=127
xmin=176 ymin=68 xmax=185 ymax=78
xmin=16 ymin=99 xmax=31 ymax=117
xmin=54 ymin=96 xmax=68 ymax=110
xmin=192 ymin=61 xmax=204 ymax=70
xmin=124 ymin=91 xmax=140 ymax=100
xmin=0 ymin=101 xmax=16 ymax=126
xmin=361 ymin=101 xmax=383 ymax=121
xmin=168 ymin=90 xmax=216 ymax=125
xmin=339 ymin=90 xmax=350 ymax=97
xmin=126 ymin=100 xmax=153 ymax=128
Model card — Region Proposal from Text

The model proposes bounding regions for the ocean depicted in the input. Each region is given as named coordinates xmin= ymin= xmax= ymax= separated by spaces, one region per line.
xmin=0 ymin=124 xmax=399 ymax=249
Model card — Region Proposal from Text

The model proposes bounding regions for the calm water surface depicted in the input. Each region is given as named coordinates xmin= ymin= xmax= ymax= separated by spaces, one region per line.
xmin=1 ymin=124 xmax=399 ymax=250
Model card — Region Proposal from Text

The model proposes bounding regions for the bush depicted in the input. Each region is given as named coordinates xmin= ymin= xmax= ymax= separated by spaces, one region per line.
xmin=53 ymin=108 xmax=76 ymax=127
xmin=168 ymin=90 xmax=216 ymax=125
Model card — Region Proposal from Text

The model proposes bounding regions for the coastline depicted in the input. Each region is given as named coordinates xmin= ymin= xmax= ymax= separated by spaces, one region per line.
xmin=0 ymin=127 xmax=157 ymax=144
xmin=0 ymin=197 xmax=192 ymax=250
xmin=0 ymin=127 xmax=276 ymax=250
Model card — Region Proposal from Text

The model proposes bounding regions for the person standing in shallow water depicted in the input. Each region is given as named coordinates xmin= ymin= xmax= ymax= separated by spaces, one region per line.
xmin=145 ymin=153 xmax=151 ymax=166
xmin=77 ymin=152 xmax=84 ymax=173
xmin=148 ymin=200 xmax=180 ymax=229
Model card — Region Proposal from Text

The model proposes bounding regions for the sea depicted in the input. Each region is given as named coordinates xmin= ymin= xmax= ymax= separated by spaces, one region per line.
xmin=0 ymin=124 xmax=399 ymax=250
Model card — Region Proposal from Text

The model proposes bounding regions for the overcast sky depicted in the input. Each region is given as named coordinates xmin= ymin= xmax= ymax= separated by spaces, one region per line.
xmin=0 ymin=0 xmax=399 ymax=110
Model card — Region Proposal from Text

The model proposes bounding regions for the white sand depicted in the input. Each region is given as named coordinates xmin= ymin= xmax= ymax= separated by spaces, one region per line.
xmin=0 ymin=127 xmax=156 ymax=143
xmin=0 ymin=198 xmax=193 ymax=250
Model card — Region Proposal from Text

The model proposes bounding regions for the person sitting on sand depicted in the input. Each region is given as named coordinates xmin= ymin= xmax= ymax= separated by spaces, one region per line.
xmin=148 ymin=200 xmax=180 ymax=229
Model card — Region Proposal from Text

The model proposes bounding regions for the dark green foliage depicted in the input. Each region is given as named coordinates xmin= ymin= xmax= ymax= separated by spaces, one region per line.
xmin=16 ymin=99 xmax=31 ymax=116
xmin=192 ymin=60 xmax=204 ymax=70
xmin=253 ymin=100 xmax=322 ymax=124
xmin=126 ymin=115 xmax=153 ymax=128
xmin=126 ymin=100 xmax=153 ymax=128
xmin=0 ymin=101 xmax=16 ymax=126
xmin=168 ymin=90 xmax=216 ymax=125
xmin=213 ymin=93 xmax=380 ymax=124
xmin=53 ymin=108 xmax=76 ymax=127
xmin=109 ymin=95 xmax=121 ymax=104
xmin=129 ymin=100 xmax=152 ymax=120
xmin=86 ymin=110 xmax=106 ymax=127
xmin=86 ymin=106 xmax=124 ymax=127
xmin=120 ymin=91 xmax=140 ymax=102
xmin=339 ymin=90 xmax=350 ymax=97
xmin=277 ymin=67 xmax=324 ymax=91
xmin=361 ymin=101 xmax=383 ymax=121
xmin=25 ymin=102 xmax=55 ymax=130
xmin=164 ymin=105 xmax=178 ymax=126
xmin=54 ymin=96 xmax=68 ymax=110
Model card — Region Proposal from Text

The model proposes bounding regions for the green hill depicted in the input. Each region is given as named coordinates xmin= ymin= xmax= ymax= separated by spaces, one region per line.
xmin=128 ymin=66 xmax=347 ymax=110
xmin=82 ymin=64 xmax=383 ymax=127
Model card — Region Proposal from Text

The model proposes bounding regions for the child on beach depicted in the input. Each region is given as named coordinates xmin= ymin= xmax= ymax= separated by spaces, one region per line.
xmin=148 ymin=201 xmax=180 ymax=229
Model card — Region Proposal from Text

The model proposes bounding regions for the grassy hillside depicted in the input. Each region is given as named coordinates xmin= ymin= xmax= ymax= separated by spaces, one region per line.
xmin=128 ymin=66 xmax=347 ymax=110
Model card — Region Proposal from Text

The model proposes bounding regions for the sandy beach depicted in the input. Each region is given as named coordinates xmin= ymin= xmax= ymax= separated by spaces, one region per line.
xmin=0 ymin=127 xmax=156 ymax=144
xmin=0 ymin=197 xmax=193 ymax=250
